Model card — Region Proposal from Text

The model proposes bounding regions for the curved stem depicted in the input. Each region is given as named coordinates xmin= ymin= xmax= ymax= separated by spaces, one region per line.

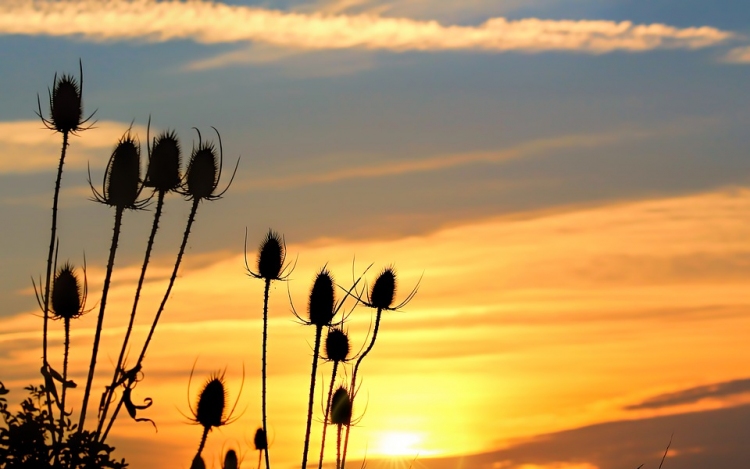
xmin=196 ymin=426 xmax=210 ymax=458
xmin=301 ymin=325 xmax=323 ymax=469
xmin=97 ymin=191 xmax=166 ymax=438
xmin=262 ymin=278 xmax=272 ymax=469
xmin=79 ymin=206 xmax=124 ymax=432
xmin=318 ymin=361 xmax=339 ymax=469
xmin=102 ymin=198 xmax=200 ymax=441
xmin=341 ymin=307 xmax=383 ymax=469
xmin=43 ymin=130 xmax=68 ymax=443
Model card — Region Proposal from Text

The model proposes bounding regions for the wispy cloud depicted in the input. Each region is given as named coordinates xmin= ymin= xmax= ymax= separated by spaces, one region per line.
xmin=722 ymin=46 xmax=750 ymax=63
xmin=0 ymin=1 xmax=732 ymax=59
xmin=625 ymin=378 xmax=750 ymax=411
xmin=0 ymin=120 xmax=149 ymax=174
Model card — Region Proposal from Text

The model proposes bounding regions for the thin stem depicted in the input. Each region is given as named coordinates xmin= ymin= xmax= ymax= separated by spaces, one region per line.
xmin=97 ymin=191 xmax=166 ymax=438
xmin=302 ymin=325 xmax=323 ymax=469
xmin=79 ymin=206 xmax=124 ymax=431
xmin=101 ymin=198 xmax=200 ymax=441
xmin=196 ymin=426 xmax=210 ymax=459
xmin=43 ymin=130 xmax=68 ymax=443
xmin=341 ymin=307 xmax=383 ymax=469
xmin=262 ymin=278 xmax=272 ymax=469
xmin=257 ymin=450 xmax=262 ymax=469
xmin=336 ymin=424 xmax=343 ymax=469
xmin=59 ymin=317 xmax=71 ymax=441
xmin=318 ymin=361 xmax=339 ymax=469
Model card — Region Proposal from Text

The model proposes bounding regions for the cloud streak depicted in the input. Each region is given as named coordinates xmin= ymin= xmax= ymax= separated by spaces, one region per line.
xmin=625 ymin=378 xmax=750 ymax=411
xmin=0 ymin=0 xmax=733 ymax=57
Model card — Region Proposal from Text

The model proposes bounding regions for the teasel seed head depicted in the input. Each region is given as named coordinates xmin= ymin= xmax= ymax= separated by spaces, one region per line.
xmin=51 ymin=263 xmax=83 ymax=320
xmin=195 ymin=373 xmax=227 ymax=430
xmin=190 ymin=455 xmax=206 ymax=469
xmin=50 ymin=75 xmax=82 ymax=134
xmin=330 ymin=386 xmax=352 ymax=426
xmin=223 ymin=449 xmax=238 ymax=469
xmin=308 ymin=268 xmax=335 ymax=328
xmin=325 ymin=328 xmax=350 ymax=363
xmin=145 ymin=130 xmax=181 ymax=192
xmin=370 ymin=267 xmax=396 ymax=310
xmin=91 ymin=132 xmax=145 ymax=209
xmin=253 ymin=427 xmax=267 ymax=451
xmin=257 ymin=230 xmax=285 ymax=280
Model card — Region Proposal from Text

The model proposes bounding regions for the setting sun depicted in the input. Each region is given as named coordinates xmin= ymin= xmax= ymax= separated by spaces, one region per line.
xmin=375 ymin=432 xmax=424 ymax=457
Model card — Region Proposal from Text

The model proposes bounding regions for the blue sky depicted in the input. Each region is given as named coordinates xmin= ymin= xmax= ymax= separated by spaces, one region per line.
xmin=2 ymin=1 xmax=750 ymax=468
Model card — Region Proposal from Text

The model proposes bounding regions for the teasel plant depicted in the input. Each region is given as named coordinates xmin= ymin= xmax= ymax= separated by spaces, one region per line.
xmin=253 ymin=427 xmax=268 ymax=469
xmin=80 ymin=130 xmax=149 ymax=431
xmin=329 ymin=385 xmax=354 ymax=469
xmin=32 ymin=250 xmax=89 ymax=448
xmin=244 ymin=229 xmax=294 ymax=469
xmin=35 ymin=60 xmax=95 ymax=434
xmin=317 ymin=327 xmax=359 ymax=469
xmin=340 ymin=266 xmax=420 ymax=469
xmin=96 ymin=119 xmax=183 ymax=439
xmin=184 ymin=366 xmax=244 ymax=464
xmin=99 ymin=126 xmax=238 ymax=443
xmin=291 ymin=266 xmax=367 ymax=469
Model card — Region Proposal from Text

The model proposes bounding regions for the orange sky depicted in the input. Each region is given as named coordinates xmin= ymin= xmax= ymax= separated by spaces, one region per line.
xmin=2 ymin=187 xmax=750 ymax=468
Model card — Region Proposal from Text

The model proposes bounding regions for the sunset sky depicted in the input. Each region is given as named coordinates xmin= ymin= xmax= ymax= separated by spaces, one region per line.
xmin=1 ymin=1 xmax=750 ymax=468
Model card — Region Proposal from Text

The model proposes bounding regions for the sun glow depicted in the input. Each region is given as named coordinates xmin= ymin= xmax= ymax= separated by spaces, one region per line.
xmin=376 ymin=432 xmax=424 ymax=457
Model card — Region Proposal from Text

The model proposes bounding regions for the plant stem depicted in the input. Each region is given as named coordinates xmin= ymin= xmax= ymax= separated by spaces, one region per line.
xmin=302 ymin=325 xmax=323 ymax=469
xmin=97 ymin=190 xmax=166 ymax=438
xmin=43 ymin=130 xmax=68 ymax=443
xmin=341 ymin=307 xmax=383 ymax=469
xmin=262 ymin=277 xmax=272 ymax=469
xmin=79 ymin=206 xmax=124 ymax=432
xmin=196 ymin=426 xmax=210 ymax=458
xmin=101 ymin=198 xmax=200 ymax=441
xmin=336 ymin=424 xmax=343 ymax=469
xmin=318 ymin=361 xmax=339 ymax=469
xmin=59 ymin=317 xmax=71 ymax=441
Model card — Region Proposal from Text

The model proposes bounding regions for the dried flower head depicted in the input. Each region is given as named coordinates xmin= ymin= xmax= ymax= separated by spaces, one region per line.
xmin=182 ymin=127 xmax=237 ymax=201
xmin=325 ymin=328 xmax=350 ymax=363
xmin=253 ymin=427 xmax=267 ymax=451
xmin=308 ymin=268 xmax=336 ymax=328
xmin=90 ymin=132 xmax=147 ymax=210
xmin=145 ymin=129 xmax=181 ymax=192
xmin=257 ymin=230 xmax=284 ymax=280
xmin=223 ymin=449 xmax=238 ymax=469
xmin=37 ymin=60 xmax=94 ymax=134
xmin=51 ymin=262 xmax=86 ymax=320
xmin=369 ymin=267 xmax=396 ymax=310
xmin=186 ymin=367 xmax=243 ymax=431
xmin=330 ymin=386 xmax=352 ymax=426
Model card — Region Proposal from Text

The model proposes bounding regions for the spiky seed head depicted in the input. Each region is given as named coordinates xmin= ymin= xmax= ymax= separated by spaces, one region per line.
xmin=51 ymin=263 xmax=81 ymax=320
xmin=253 ymin=427 xmax=267 ymax=451
xmin=195 ymin=374 xmax=226 ymax=430
xmin=105 ymin=136 xmax=141 ymax=208
xmin=257 ymin=230 xmax=284 ymax=280
xmin=185 ymin=143 xmax=218 ymax=200
xmin=325 ymin=328 xmax=350 ymax=362
xmin=330 ymin=386 xmax=352 ymax=426
xmin=370 ymin=267 xmax=396 ymax=310
xmin=145 ymin=130 xmax=181 ymax=192
xmin=223 ymin=449 xmax=238 ymax=469
xmin=308 ymin=269 xmax=335 ymax=328
xmin=190 ymin=455 xmax=206 ymax=469
xmin=50 ymin=74 xmax=83 ymax=133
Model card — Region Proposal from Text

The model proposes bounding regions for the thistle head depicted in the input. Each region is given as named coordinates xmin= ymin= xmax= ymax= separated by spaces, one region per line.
xmin=256 ymin=230 xmax=285 ymax=280
xmin=145 ymin=130 xmax=181 ymax=192
xmin=369 ymin=267 xmax=396 ymax=310
xmin=91 ymin=132 xmax=145 ymax=209
xmin=223 ymin=449 xmax=238 ymax=469
xmin=185 ymin=142 xmax=218 ymax=200
xmin=51 ymin=263 xmax=84 ymax=320
xmin=194 ymin=373 xmax=227 ymax=430
xmin=330 ymin=386 xmax=352 ymax=426
xmin=253 ymin=427 xmax=267 ymax=451
xmin=325 ymin=328 xmax=350 ymax=363
xmin=308 ymin=268 xmax=335 ymax=328
xmin=38 ymin=61 xmax=93 ymax=134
